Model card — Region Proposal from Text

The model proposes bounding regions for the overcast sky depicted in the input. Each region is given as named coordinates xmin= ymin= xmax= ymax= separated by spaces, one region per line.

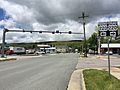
xmin=0 ymin=0 xmax=120 ymax=43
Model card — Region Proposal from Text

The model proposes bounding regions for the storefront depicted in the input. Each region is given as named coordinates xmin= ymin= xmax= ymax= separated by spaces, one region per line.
xmin=101 ymin=43 xmax=120 ymax=54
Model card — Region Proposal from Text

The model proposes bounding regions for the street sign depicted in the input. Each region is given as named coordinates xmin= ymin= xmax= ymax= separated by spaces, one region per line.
xmin=98 ymin=21 xmax=118 ymax=37
xmin=100 ymin=31 xmax=106 ymax=36
xmin=110 ymin=31 xmax=117 ymax=37
xmin=98 ymin=21 xmax=119 ymax=79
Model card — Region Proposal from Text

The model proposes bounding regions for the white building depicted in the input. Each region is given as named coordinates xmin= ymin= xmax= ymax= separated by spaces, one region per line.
xmin=101 ymin=43 xmax=120 ymax=54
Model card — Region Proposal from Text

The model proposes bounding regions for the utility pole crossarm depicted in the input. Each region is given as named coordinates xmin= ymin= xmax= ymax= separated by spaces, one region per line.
xmin=78 ymin=12 xmax=89 ymax=19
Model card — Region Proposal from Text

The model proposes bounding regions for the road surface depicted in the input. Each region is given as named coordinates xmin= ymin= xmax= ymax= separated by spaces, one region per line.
xmin=0 ymin=53 xmax=79 ymax=90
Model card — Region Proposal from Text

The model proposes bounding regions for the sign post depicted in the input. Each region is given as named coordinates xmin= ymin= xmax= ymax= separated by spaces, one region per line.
xmin=98 ymin=21 xmax=118 ymax=78
xmin=107 ymin=38 xmax=111 ymax=78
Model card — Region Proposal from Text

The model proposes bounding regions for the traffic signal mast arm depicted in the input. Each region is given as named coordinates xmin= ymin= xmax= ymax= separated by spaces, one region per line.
xmin=4 ymin=28 xmax=83 ymax=34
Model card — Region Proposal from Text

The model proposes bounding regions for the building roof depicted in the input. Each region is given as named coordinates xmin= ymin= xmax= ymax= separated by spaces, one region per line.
xmin=40 ymin=47 xmax=56 ymax=49
xmin=101 ymin=43 xmax=120 ymax=48
xmin=37 ymin=45 xmax=50 ymax=48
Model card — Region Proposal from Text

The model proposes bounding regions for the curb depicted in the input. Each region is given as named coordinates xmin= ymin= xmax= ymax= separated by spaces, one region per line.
xmin=80 ymin=55 xmax=118 ymax=59
xmin=67 ymin=70 xmax=81 ymax=90
xmin=67 ymin=69 xmax=86 ymax=90
xmin=0 ymin=58 xmax=17 ymax=61
xmin=81 ymin=70 xmax=86 ymax=90
xmin=96 ymin=55 xmax=118 ymax=59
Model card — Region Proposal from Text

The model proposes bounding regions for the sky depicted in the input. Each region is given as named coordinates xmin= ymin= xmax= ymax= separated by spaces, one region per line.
xmin=0 ymin=0 xmax=120 ymax=43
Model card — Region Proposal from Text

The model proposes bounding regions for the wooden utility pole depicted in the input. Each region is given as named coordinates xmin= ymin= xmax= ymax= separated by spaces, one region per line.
xmin=79 ymin=12 xmax=88 ymax=57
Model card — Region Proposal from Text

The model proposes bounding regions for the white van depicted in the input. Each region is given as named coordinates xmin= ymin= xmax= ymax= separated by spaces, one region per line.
xmin=9 ymin=47 xmax=26 ymax=54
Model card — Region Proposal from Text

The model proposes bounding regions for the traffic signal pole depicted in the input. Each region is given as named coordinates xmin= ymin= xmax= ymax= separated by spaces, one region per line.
xmin=1 ymin=28 xmax=83 ymax=58
xmin=1 ymin=29 xmax=7 ymax=58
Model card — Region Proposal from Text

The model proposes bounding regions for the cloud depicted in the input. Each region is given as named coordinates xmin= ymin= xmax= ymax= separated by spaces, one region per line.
xmin=0 ymin=19 xmax=16 ymax=28
xmin=7 ymin=0 xmax=120 ymax=24
xmin=0 ymin=0 xmax=120 ymax=43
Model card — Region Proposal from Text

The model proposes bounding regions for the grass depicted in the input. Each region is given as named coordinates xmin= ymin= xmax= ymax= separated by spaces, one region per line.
xmin=83 ymin=69 xmax=120 ymax=90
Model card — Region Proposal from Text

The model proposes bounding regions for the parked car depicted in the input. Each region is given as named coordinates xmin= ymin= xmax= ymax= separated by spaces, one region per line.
xmin=5 ymin=49 xmax=14 ymax=55
xmin=34 ymin=51 xmax=45 ymax=55
xmin=105 ymin=51 xmax=113 ymax=55
xmin=9 ymin=47 xmax=26 ymax=55
xmin=118 ymin=50 xmax=120 ymax=55
xmin=26 ymin=49 xmax=35 ymax=54
xmin=0 ymin=48 xmax=13 ymax=55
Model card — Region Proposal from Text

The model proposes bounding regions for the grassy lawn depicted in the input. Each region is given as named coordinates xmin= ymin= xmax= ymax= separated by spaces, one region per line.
xmin=83 ymin=69 xmax=120 ymax=90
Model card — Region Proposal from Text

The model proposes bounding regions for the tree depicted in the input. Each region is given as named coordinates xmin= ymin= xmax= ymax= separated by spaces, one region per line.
xmin=88 ymin=32 xmax=98 ymax=53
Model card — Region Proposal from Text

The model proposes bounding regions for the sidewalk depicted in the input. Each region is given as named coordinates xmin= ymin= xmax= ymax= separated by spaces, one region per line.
xmin=111 ymin=68 xmax=120 ymax=79
xmin=67 ymin=54 xmax=120 ymax=90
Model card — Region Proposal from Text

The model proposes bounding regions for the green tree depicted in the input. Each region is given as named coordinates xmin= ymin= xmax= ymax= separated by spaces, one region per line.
xmin=88 ymin=32 xmax=98 ymax=53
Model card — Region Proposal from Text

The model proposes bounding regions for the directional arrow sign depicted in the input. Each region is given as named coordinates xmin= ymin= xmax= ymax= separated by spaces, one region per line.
xmin=98 ymin=21 xmax=118 ymax=37
xmin=110 ymin=32 xmax=116 ymax=37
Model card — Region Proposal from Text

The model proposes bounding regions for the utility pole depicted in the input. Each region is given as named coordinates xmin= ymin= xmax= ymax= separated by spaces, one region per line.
xmin=79 ymin=12 xmax=88 ymax=57
xmin=98 ymin=36 xmax=101 ymax=55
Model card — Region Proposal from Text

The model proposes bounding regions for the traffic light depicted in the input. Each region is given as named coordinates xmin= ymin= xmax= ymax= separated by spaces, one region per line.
xmin=52 ymin=32 xmax=55 ymax=34
xmin=68 ymin=31 xmax=72 ymax=34
xmin=39 ymin=31 xmax=42 ymax=33
xmin=23 ymin=29 xmax=25 ymax=32
xmin=56 ymin=30 xmax=59 ymax=33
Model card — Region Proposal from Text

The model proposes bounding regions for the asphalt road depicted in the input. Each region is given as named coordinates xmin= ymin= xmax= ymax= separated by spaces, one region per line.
xmin=0 ymin=53 xmax=79 ymax=90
